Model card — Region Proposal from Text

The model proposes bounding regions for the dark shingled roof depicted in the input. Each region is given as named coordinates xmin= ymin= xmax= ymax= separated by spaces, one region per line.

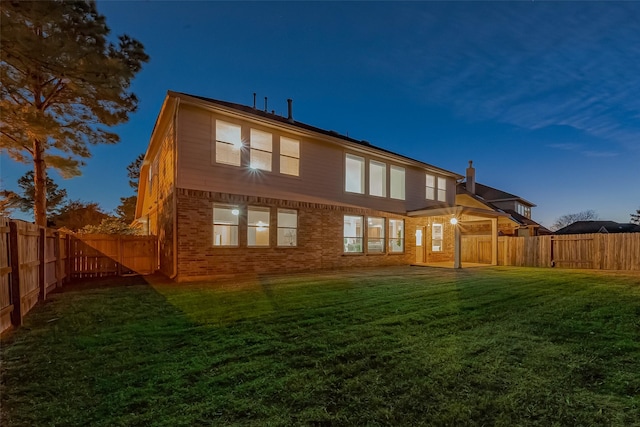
xmin=555 ymin=221 xmax=640 ymax=235
xmin=456 ymin=181 xmax=550 ymax=233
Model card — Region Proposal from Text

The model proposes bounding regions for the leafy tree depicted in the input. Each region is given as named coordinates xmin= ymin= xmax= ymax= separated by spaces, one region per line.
xmin=50 ymin=200 xmax=109 ymax=231
xmin=551 ymin=210 xmax=599 ymax=231
xmin=15 ymin=171 xmax=67 ymax=216
xmin=631 ymin=208 xmax=640 ymax=225
xmin=116 ymin=195 xmax=137 ymax=223
xmin=0 ymin=1 xmax=149 ymax=226
xmin=79 ymin=217 xmax=140 ymax=235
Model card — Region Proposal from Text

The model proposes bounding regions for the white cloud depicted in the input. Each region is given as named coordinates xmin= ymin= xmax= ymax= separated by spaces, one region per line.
xmin=377 ymin=3 xmax=640 ymax=154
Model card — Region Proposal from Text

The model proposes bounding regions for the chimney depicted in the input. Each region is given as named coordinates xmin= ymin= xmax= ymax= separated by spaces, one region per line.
xmin=466 ymin=160 xmax=476 ymax=194
xmin=264 ymin=97 xmax=268 ymax=112
xmin=287 ymin=98 xmax=294 ymax=123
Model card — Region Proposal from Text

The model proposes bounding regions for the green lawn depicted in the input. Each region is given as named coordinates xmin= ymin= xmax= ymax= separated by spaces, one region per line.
xmin=1 ymin=266 xmax=639 ymax=426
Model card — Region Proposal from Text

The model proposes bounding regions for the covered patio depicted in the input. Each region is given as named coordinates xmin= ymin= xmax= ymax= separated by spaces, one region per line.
xmin=408 ymin=205 xmax=511 ymax=268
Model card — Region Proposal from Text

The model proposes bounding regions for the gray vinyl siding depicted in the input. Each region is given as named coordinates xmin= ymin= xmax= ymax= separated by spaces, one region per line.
xmin=175 ymin=104 xmax=455 ymax=214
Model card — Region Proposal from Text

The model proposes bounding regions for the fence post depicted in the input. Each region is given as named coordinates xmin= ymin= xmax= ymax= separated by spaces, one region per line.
xmin=117 ymin=235 xmax=122 ymax=276
xmin=38 ymin=227 xmax=46 ymax=301
xmin=54 ymin=231 xmax=62 ymax=288
xmin=8 ymin=221 xmax=22 ymax=327
xmin=67 ymin=235 xmax=73 ymax=281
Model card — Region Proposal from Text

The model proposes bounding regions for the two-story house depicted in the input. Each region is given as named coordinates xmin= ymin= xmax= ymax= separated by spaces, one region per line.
xmin=135 ymin=92 xmax=528 ymax=280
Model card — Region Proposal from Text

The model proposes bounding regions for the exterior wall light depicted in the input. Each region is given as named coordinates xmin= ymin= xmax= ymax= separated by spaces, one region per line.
xmin=450 ymin=217 xmax=458 ymax=225
xmin=231 ymin=208 xmax=240 ymax=216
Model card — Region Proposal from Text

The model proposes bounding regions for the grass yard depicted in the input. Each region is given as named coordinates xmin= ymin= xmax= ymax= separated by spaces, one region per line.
xmin=1 ymin=266 xmax=639 ymax=426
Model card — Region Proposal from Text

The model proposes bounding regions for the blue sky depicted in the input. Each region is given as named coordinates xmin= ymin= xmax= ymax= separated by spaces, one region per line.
xmin=2 ymin=1 xmax=638 ymax=227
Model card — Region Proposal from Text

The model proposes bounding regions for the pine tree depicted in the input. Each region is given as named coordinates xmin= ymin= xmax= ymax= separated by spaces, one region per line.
xmin=116 ymin=153 xmax=144 ymax=223
xmin=127 ymin=153 xmax=144 ymax=190
xmin=0 ymin=1 xmax=149 ymax=226
xmin=16 ymin=171 xmax=68 ymax=217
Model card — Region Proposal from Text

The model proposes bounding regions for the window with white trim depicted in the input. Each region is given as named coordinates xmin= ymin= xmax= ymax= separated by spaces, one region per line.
xmin=280 ymin=137 xmax=300 ymax=176
xmin=215 ymin=120 xmax=242 ymax=166
xmin=390 ymin=166 xmax=405 ymax=200
xmin=426 ymin=174 xmax=436 ymax=200
xmin=437 ymin=177 xmax=447 ymax=202
xmin=250 ymin=129 xmax=272 ymax=171
xmin=516 ymin=202 xmax=531 ymax=219
xmin=389 ymin=219 xmax=404 ymax=253
xmin=432 ymin=223 xmax=443 ymax=252
xmin=277 ymin=209 xmax=297 ymax=246
xmin=367 ymin=217 xmax=385 ymax=253
xmin=213 ymin=204 xmax=239 ymax=246
xmin=344 ymin=215 xmax=363 ymax=253
xmin=345 ymin=154 xmax=365 ymax=194
xmin=248 ymin=206 xmax=270 ymax=246
xmin=369 ymin=160 xmax=386 ymax=197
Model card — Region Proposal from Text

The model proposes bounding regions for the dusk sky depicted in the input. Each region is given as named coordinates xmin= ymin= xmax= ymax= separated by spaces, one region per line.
xmin=2 ymin=1 xmax=639 ymax=228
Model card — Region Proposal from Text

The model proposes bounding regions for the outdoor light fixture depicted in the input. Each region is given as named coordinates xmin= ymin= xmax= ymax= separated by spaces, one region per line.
xmin=231 ymin=208 xmax=240 ymax=216
xmin=450 ymin=217 xmax=458 ymax=225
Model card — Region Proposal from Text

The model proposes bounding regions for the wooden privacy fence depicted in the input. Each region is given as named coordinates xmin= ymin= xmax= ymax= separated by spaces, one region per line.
xmin=1 ymin=218 xmax=157 ymax=333
xmin=462 ymin=233 xmax=640 ymax=270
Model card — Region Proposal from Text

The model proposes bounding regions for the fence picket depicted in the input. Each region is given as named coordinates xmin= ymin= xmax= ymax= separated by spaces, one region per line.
xmin=1 ymin=218 xmax=158 ymax=333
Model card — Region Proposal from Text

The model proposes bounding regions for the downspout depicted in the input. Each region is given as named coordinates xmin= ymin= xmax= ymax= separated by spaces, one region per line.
xmin=170 ymin=98 xmax=180 ymax=279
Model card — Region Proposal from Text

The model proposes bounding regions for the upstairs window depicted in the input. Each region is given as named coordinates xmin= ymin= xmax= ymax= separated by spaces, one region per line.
xmin=516 ymin=203 xmax=531 ymax=219
xmin=250 ymin=129 xmax=272 ymax=171
xmin=367 ymin=217 xmax=385 ymax=253
xmin=280 ymin=137 xmax=300 ymax=176
xmin=215 ymin=120 xmax=242 ymax=166
xmin=369 ymin=160 xmax=387 ymax=197
xmin=248 ymin=206 xmax=270 ymax=246
xmin=389 ymin=219 xmax=404 ymax=252
xmin=213 ymin=204 xmax=239 ymax=246
xmin=390 ymin=166 xmax=405 ymax=200
xmin=426 ymin=174 xmax=436 ymax=200
xmin=437 ymin=177 xmax=447 ymax=202
xmin=345 ymin=154 xmax=365 ymax=194
xmin=277 ymin=209 xmax=298 ymax=246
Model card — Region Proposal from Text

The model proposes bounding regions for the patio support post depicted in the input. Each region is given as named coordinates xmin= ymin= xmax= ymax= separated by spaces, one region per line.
xmin=453 ymin=222 xmax=461 ymax=269
xmin=491 ymin=218 xmax=498 ymax=265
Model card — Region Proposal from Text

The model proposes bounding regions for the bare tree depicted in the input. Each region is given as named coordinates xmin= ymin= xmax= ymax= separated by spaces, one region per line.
xmin=631 ymin=208 xmax=640 ymax=225
xmin=551 ymin=210 xmax=599 ymax=231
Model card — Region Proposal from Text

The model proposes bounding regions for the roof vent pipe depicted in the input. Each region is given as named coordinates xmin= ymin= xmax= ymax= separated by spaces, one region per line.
xmin=466 ymin=160 xmax=476 ymax=195
xmin=253 ymin=93 xmax=256 ymax=109
xmin=264 ymin=97 xmax=268 ymax=112
xmin=287 ymin=98 xmax=294 ymax=123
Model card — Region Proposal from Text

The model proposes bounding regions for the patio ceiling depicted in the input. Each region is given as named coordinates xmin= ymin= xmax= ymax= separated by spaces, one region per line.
xmin=407 ymin=205 xmax=511 ymax=219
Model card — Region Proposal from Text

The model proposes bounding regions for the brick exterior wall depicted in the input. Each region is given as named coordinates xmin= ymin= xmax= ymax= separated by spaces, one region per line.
xmin=174 ymin=188 xmax=421 ymax=281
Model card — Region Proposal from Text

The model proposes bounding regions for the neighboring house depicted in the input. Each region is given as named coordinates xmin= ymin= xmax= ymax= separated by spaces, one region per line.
xmin=135 ymin=92 xmax=541 ymax=280
xmin=555 ymin=221 xmax=640 ymax=235
xmin=456 ymin=161 xmax=551 ymax=237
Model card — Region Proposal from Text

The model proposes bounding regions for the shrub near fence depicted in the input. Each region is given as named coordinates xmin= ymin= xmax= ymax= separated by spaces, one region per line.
xmin=0 ymin=218 xmax=157 ymax=333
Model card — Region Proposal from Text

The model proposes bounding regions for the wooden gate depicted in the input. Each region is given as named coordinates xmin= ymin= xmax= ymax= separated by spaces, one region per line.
xmin=551 ymin=235 xmax=595 ymax=269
